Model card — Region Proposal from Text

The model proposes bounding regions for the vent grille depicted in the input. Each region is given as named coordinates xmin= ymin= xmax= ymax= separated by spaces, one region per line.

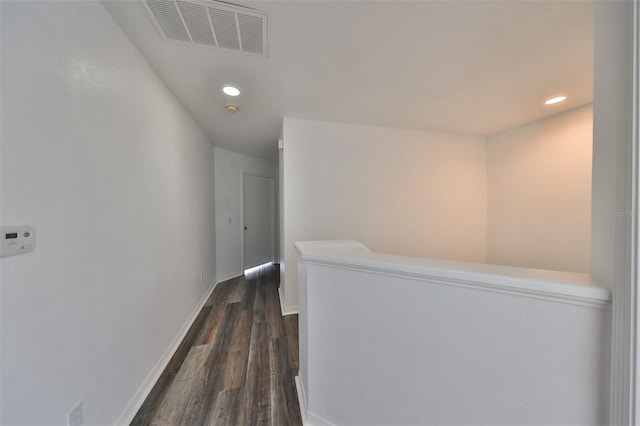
xmin=237 ymin=14 xmax=262 ymax=54
xmin=209 ymin=7 xmax=240 ymax=50
xmin=147 ymin=0 xmax=190 ymax=42
xmin=144 ymin=0 xmax=268 ymax=56
xmin=177 ymin=1 xmax=215 ymax=46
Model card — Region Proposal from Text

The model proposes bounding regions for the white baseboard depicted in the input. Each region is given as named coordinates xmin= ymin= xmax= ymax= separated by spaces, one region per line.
xmin=114 ymin=280 xmax=217 ymax=425
xmin=307 ymin=411 xmax=335 ymax=426
xmin=283 ymin=305 xmax=299 ymax=315
xmin=278 ymin=285 xmax=299 ymax=316
xmin=216 ymin=270 xmax=243 ymax=284
xmin=295 ymin=375 xmax=334 ymax=426
xmin=295 ymin=375 xmax=308 ymax=425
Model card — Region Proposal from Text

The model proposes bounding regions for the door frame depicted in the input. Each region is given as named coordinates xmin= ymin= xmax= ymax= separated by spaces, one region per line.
xmin=240 ymin=172 xmax=275 ymax=271
xmin=611 ymin=0 xmax=639 ymax=423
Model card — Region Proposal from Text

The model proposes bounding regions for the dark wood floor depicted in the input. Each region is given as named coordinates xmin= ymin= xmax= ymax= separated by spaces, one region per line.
xmin=131 ymin=264 xmax=302 ymax=426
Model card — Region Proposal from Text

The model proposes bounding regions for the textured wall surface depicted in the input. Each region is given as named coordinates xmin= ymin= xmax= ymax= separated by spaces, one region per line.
xmin=487 ymin=105 xmax=593 ymax=273
xmin=282 ymin=118 xmax=487 ymax=312
xmin=298 ymin=247 xmax=610 ymax=426
xmin=1 ymin=2 xmax=216 ymax=424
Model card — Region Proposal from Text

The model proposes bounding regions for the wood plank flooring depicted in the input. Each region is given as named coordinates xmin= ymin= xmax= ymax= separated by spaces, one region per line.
xmin=131 ymin=264 xmax=301 ymax=426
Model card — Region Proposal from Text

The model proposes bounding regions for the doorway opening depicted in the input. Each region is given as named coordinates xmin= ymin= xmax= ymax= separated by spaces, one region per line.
xmin=241 ymin=174 xmax=275 ymax=272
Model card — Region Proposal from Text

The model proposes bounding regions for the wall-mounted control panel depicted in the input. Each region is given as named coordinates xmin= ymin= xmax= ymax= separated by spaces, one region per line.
xmin=1 ymin=226 xmax=36 ymax=257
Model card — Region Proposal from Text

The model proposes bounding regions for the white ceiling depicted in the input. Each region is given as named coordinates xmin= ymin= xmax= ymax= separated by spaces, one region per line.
xmin=102 ymin=0 xmax=593 ymax=162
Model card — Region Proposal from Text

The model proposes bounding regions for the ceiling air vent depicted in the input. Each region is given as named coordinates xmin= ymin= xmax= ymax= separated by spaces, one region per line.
xmin=144 ymin=0 xmax=268 ymax=56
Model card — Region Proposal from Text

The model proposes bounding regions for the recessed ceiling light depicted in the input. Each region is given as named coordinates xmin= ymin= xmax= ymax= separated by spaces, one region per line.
xmin=544 ymin=95 xmax=567 ymax=105
xmin=222 ymin=85 xmax=241 ymax=97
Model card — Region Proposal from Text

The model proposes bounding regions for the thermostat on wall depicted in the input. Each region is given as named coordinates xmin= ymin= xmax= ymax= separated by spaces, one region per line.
xmin=1 ymin=226 xmax=36 ymax=257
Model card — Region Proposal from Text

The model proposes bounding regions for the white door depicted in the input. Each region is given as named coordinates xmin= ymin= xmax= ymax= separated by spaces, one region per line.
xmin=242 ymin=174 xmax=274 ymax=270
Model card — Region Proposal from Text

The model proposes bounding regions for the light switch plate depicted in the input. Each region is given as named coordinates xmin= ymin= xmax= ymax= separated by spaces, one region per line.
xmin=1 ymin=226 xmax=36 ymax=257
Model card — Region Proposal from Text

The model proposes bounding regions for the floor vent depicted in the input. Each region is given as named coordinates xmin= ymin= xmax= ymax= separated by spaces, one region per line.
xmin=144 ymin=0 xmax=268 ymax=56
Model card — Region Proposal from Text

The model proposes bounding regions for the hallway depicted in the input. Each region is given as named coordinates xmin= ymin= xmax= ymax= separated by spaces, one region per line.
xmin=132 ymin=265 xmax=301 ymax=425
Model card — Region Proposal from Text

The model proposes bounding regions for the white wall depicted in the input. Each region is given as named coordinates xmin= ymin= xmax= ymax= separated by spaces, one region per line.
xmin=282 ymin=118 xmax=487 ymax=313
xmin=297 ymin=244 xmax=610 ymax=426
xmin=214 ymin=147 xmax=277 ymax=282
xmin=487 ymin=105 xmax=593 ymax=273
xmin=0 ymin=2 xmax=216 ymax=424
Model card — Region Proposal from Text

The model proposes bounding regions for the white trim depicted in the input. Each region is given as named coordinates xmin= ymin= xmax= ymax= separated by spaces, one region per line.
xmin=278 ymin=285 xmax=285 ymax=315
xmin=282 ymin=305 xmax=299 ymax=315
xmin=216 ymin=270 xmax=243 ymax=284
xmin=114 ymin=280 xmax=217 ymax=425
xmin=295 ymin=374 xmax=338 ymax=425
xmin=309 ymin=259 xmax=608 ymax=309
xmin=278 ymin=285 xmax=299 ymax=316
xmin=610 ymin=0 xmax=640 ymax=424
xmin=240 ymin=170 xmax=245 ymax=272
xmin=295 ymin=375 xmax=308 ymax=426
xmin=631 ymin=2 xmax=639 ymax=421
xmin=631 ymin=1 xmax=640 ymax=422
xmin=295 ymin=241 xmax=610 ymax=310
xmin=307 ymin=411 xmax=335 ymax=426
